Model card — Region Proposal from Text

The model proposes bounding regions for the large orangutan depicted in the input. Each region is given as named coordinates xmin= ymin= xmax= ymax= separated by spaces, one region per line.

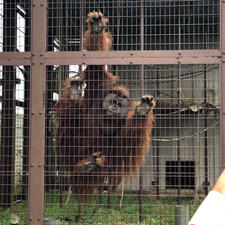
xmin=54 ymin=11 xmax=156 ymax=202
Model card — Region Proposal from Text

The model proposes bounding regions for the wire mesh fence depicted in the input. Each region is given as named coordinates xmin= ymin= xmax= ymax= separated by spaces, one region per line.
xmin=0 ymin=65 xmax=30 ymax=223
xmin=0 ymin=0 xmax=224 ymax=224
xmin=0 ymin=0 xmax=31 ymax=52
xmin=44 ymin=63 xmax=220 ymax=224
xmin=47 ymin=0 xmax=220 ymax=51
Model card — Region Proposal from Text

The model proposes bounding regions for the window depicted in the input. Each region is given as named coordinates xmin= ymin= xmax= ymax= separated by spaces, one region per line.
xmin=17 ymin=5 xmax=25 ymax=52
xmin=166 ymin=161 xmax=195 ymax=189
xmin=0 ymin=0 xmax=3 ymax=52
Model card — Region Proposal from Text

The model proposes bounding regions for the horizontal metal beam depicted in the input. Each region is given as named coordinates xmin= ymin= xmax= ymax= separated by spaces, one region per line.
xmin=0 ymin=52 xmax=31 ymax=65
xmin=0 ymin=50 xmax=221 ymax=66
xmin=45 ymin=50 xmax=221 ymax=65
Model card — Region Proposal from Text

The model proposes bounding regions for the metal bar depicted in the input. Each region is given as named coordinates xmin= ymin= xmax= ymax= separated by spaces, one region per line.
xmin=156 ymin=69 xmax=160 ymax=200
xmin=0 ymin=67 xmax=17 ymax=207
xmin=221 ymin=0 xmax=225 ymax=169
xmin=204 ymin=65 xmax=209 ymax=195
xmin=177 ymin=64 xmax=181 ymax=205
xmin=79 ymin=1 xmax=84 ymax=51
xmin=0 ymin=52 xmax=31 ymax=65
xmin=139 ymin=168 xmax=143 ymax=223
xmin=44 ymin=50 xmax=221 ymax=65
xmin=0 ymin=47 xmax=220 ymax=66
xmin=177 ymin=4 xmax=182 ymax=204
xmin=52 ymin=50 xmax=221 ymax=57
xmin=0 ymin=0 xmax=17 ymax=208
xmin=22 ymin=3 xmax=31 ymax=201
xmin=175 ymin=205 xmax=189 ymax=225
xmin=0 ymin=50 xmax=221 ymax=66
xmin=42 ymin=58 xmax=168 ymax=66
xmin=45 ymin=56 xmax=220 ymax=66
xmin=28 ymin=0 xmax=46 ymax=224
xmin=22 ymin=69 xmax=30 ymax=200
xmin=139 ymin=1 xmax=144 ymax=222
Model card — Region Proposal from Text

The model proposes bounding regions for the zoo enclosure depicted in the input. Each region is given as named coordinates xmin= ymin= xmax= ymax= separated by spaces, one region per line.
xmin=0 ymin=0 xmax=225 ymax=224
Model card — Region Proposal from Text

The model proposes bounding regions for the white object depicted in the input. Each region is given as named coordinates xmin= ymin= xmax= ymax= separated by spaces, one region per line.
xmin=188 ymin=190 xmax=225 ymax=225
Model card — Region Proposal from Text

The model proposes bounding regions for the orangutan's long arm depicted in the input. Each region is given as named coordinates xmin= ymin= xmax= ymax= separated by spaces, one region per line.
xmin=122 ymin=96 xmax=156 ymax=174
xmin=84 ymin=11 xmax=112 ymax=51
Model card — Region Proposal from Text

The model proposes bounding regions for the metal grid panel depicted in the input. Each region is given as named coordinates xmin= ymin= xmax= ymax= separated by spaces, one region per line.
xmin=43 ymin=64 xmax=220 ymax=224
xmin=0 ymin=0 xmax=223 ymax=224
xmin=47 ymin=0 xmax=220 ymax=51
xmin=0 ymin=65 xmax=30 ymax=224
xmin=144 ymin=0 xmax=220 ymax=50
xmin=0 ymin=0 xmax=31 ymax=52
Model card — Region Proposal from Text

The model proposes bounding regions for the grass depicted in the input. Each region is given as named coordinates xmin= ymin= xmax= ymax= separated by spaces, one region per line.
xmin=0 ymin=193 xmax=201 ymax=225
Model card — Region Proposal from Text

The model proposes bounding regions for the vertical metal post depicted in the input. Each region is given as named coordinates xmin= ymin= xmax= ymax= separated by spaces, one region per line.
xmin=0 ymin=0 xmax=17 ymax=207
xmin=22 ymin=2 xmax=31 ymax=201
xmin=139 ymin=0 xmax=144 ymax=223
xmin=28 ymin=0 xmax=46 ymax=224
xmin=156 ymin=69 xmax=160 ymax=199
xmin=177 ymin=3 xmax=182 ymax=204
xmin=80 ymin=0 xmax=84 ymax=51
xmin=55 ymin=1 xmax=64 ymax=206
xmin=177 ymin=64 xmax=181 ymax=205
xmin=175 ymin=205 xmax=189 ymax=225
xmin=221 ymin=0 xmax=225 ymax=170
xmin=0 ymin=67 xmax=17 ymax=207
xmin=204 ymin=65 xmax=209 ymax=195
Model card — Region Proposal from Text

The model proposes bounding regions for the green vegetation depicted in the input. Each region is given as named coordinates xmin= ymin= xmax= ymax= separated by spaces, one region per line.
xmin=0 ymin=194 xmax=201 ymax=225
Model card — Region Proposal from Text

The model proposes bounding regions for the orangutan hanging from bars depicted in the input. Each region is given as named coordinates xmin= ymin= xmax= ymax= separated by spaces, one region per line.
xmin=54 ymin=11 xmax=156 ymax=203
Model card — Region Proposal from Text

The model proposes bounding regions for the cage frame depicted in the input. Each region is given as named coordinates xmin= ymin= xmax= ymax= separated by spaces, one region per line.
xmin=0 ymin=0 xmax=224 ymax=224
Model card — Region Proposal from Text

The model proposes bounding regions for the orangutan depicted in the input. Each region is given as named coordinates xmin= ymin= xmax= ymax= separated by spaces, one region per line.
xmin=54 ymin=11 xmax=156 ymax=202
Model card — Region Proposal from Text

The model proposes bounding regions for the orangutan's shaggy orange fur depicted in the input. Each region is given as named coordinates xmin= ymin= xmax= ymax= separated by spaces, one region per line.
xmin=54 ymin=11 xmax=156 ymax=202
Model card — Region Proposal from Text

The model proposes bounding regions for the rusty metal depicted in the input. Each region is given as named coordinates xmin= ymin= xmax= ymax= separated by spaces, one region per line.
xmin=28 ymin=0 xmax=46 ymax=224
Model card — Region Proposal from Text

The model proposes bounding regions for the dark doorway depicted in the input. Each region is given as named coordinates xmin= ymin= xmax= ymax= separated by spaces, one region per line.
xmin=166 ymin=161 xmax=195 ymax=189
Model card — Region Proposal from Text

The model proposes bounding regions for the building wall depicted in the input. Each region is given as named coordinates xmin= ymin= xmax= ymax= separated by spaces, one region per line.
xmin=116 ymin=65 xmax=220 ymax=193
